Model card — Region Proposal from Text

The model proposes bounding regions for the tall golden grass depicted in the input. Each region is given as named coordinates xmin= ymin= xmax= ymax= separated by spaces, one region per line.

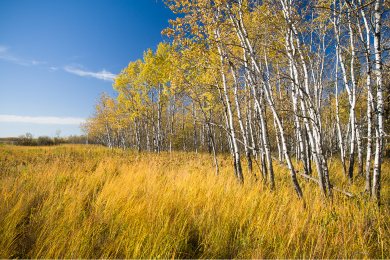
xmin=0 ymin=144 xmax=388 ymax=258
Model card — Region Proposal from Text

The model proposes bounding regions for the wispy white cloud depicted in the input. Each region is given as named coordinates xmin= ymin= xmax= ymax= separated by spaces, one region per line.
xmin=0 ymin=115 xmax=85 ymax=125
xmin=0 ymin=45 xmax=114 ymax=82
xmin=0 ymin=45 xmax=45 ymax=66
xmin=0 ymin=45 xmax=8 ymax=53
xmin=64 ymin=66 xmax=116 ymax=81
xmin=31 ymin=60 xmax=46 ymax=65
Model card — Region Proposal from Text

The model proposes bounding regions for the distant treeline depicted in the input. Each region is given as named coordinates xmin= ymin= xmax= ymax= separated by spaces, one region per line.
xmin=0 ymin=133 xmax=92 ymax=146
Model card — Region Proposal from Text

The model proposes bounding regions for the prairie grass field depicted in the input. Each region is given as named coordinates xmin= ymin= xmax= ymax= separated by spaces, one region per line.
xmin=0 ymin=145 xmax=389 ymax=258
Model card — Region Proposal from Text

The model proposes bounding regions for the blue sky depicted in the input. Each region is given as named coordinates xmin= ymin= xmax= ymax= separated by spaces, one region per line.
xmin=0 ymin=0 xmax=174 ymax=137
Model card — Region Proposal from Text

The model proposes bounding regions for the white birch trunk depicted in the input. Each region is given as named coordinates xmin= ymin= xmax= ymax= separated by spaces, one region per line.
xmin=230 ymin=65 xmax=253 ymax=174
xmin=357 ymin=0 xmax=374 ymax=192
xmin=372 ymin=0 xmax=384 ymax=202
xmin=227 ymin=3 xmax=302 ymax=197
xmin=215 ymin=29 xmax=244 ymax=183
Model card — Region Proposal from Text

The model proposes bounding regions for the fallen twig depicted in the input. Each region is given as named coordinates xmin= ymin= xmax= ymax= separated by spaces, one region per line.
xmin=271 ymin=156 xmax=355 ymax=198
xmin=298 ymin=172 xmax=355 ymax=198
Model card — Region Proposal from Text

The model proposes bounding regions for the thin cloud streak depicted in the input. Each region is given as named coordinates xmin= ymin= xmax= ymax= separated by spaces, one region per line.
xmin=64 ymin=66 xmax=116 ymax=81
xmin=0 ymin=45 xmax=46 ymax=66
xmin=0 ymin=45 xmax=113 ymax=81
xmin=0 ymin=115 xmax=85 ymax=125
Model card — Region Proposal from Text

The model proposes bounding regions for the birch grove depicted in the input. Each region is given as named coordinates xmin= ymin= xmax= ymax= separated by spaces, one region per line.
xmin=84 ymin=0 xmax=389 ymax=203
